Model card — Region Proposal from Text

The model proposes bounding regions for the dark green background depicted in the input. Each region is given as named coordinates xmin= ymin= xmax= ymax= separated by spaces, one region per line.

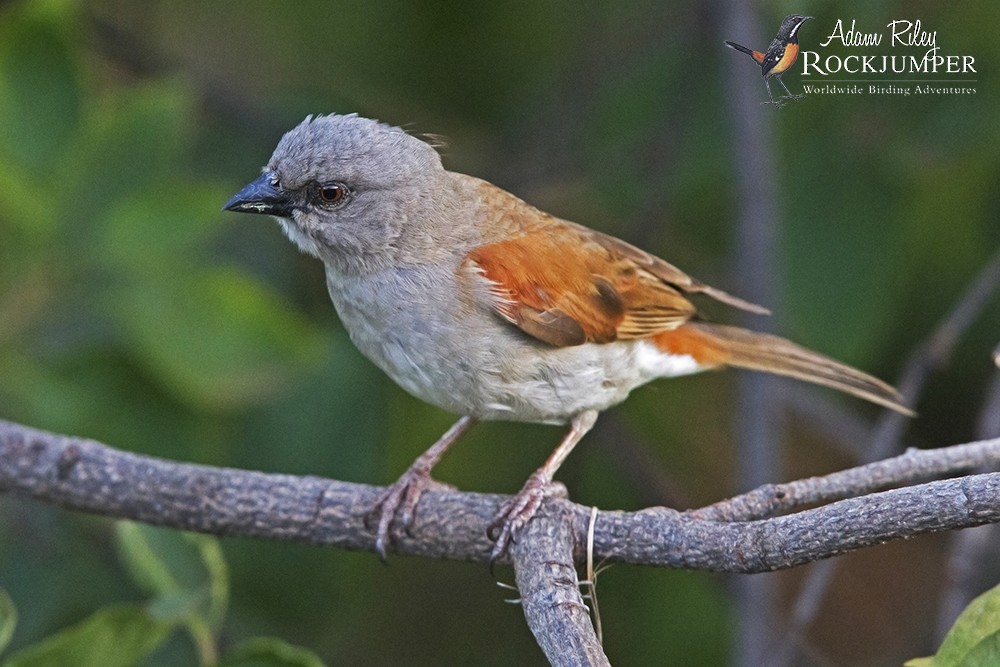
xmin=1 ymin=0 xmax=998 ymax=664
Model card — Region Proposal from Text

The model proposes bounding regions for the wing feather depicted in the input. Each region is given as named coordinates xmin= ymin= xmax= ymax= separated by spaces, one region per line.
xmin=459 ymin=179 xmax=765 ymax=347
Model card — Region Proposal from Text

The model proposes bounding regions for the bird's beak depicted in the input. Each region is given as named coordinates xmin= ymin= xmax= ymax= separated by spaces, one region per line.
xmin=803 ymin=16 xmax=813 ymax=22
xmin=223 ymin=172 xmax=295 ymax=217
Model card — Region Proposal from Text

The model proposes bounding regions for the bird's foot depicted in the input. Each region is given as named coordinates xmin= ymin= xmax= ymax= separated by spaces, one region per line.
xmin=781 ymin=93 xmax=805 ymax=100
xmin=762 ymin=100 xmax=786 ymax=108
xmin=487 ymin=472 xmax=567 ymax=564
xmin=367 ymin=467 xmax=455 ymax=561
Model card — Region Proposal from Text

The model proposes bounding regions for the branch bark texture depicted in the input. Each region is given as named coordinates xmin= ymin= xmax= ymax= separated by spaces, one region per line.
xmin=4 ymin=418 xmax=1000 ymax=666
xmin=3 ymin=419 xmax=1000 ymax=570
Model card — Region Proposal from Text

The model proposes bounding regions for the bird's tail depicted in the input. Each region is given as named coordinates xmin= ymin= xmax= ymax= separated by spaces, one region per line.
xmin=654 ymin=322 xmax=913 ymax=415
xmin=725 ymin=40 xmax=756 ymax=57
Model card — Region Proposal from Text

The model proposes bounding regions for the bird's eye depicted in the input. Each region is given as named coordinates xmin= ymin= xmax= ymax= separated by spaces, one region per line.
xmin=317 ymin=182 xmax=349 ymax=206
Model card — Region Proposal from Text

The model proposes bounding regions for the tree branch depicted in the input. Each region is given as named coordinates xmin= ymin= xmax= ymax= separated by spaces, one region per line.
xmin=4 ymin=417 xmax=1000 ymax=569
xmin=511 ymin=499 xmax=610 ymax=667
xmin=869 ymin=245 xmax=1000 ymax=460
xmin=934 ymin=368 xmax=1000 ymax=641
xmin=688 ymin=438 xmax=1000 ymax=522
xmin=4 ymin=418 xmax=1000 ymax=663
xmin=773 ymin=246 xmax=1000 ymax=665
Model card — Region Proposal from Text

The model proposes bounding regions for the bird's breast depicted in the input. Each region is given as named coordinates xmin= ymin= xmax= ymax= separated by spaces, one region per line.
xmin=323 ymin=265 xmax=708 ymax=424
xmin=771 ymin=42 xmax=799 ymax=75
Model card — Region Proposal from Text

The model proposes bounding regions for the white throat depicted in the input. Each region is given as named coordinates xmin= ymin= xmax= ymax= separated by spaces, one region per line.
xmin=276 ymin=217 xmax=322 ymax=258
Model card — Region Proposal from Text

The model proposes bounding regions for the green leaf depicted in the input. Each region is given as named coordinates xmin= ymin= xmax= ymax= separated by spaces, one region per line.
xmin=219 ymin=637 xmax=328 ymax=667
xmin=114 ymin=522 xmax=228 ymax=630
xmin=957 ymin=631 xmax=1000 ymax=667
xmin=116 ymin=522 xmax=186 ymax=598
xmin=0 ymin=588 xmax=16 ymax=656
xmin=917 ymin=583 xmax=1000 ymax=667
xmin=113 ymin=268 xmax=325 ymax=410
xmin=1 ymin=605 xmax=172 ymax=667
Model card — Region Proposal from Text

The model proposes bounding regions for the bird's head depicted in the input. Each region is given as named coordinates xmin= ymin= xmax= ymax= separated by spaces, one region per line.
xmin=780 ymin=14 xmax=813 ymax=41
xmin=224 ymin=114 xmax=448 ymax=274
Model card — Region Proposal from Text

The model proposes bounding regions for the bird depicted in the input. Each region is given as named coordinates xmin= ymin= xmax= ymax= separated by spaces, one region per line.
xmin=725 ymin=14 xmax=812 ymax=106
xmin=223 ymin=113 xmax=909 ymax=562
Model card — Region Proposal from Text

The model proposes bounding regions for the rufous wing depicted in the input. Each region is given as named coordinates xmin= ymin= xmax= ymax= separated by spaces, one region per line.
xmin=462 ymin=213 xmax=766 ymax=347
xmin=568 ymin=222 xmax=769 ymax=316
xmin=457 ymin=180 xmax=911 ymax=414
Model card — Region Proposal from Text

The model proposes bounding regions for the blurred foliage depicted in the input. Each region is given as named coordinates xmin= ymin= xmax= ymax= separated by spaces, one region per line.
xmin=0 ymin=523 xmax=325 ymax=666
xmin=2 ymin=605 xmax=173 ymax=667
xmin=907 ymin=583 xmax=1000 ymax=666
xmin=0 ymin=0 xmax=998 ymax=665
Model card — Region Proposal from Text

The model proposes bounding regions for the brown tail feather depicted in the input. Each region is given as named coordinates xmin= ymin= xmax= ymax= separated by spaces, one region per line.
xmin=684 ymin=322 xmax=913 ymax=415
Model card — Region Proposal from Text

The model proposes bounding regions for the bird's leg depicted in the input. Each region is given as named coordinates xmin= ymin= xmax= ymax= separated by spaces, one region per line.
xmin=487 ymin=410 xmax=598 ymax=563
xmin=778 ymin=75 xmax=804 ymax=100
xmin=762 ymin=79 xmax=785 ymax=107
xmin=368 ymin=415 xmax=476 ymax=560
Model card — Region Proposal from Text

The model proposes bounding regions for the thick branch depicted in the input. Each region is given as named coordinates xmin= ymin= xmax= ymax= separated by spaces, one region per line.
xmin=594 ymin=473 xmax=1000 ymax=570
xmin=0 ymin=418 xmax=499 ymax=561
xmin=3 ymin=418 xmax=1000 ymax=573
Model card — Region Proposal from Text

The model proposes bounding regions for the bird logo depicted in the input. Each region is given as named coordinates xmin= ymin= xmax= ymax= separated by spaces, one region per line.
xmin=725 ymin=14 xmax=813 ymax=106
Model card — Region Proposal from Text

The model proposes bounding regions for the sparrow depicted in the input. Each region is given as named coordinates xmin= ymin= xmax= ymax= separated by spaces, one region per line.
xmin=223 ymin=114 xmax=909 ymax=562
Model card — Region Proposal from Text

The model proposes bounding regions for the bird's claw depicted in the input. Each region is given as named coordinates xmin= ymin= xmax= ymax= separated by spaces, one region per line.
xmin=487 ymin=474 xmax=567 ymax=564
xmin=368 ymin=468 xmax=454 ymax=561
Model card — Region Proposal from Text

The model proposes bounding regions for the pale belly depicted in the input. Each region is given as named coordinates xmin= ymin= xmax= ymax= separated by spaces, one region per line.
xmin=326 ymin=266 xmax=705 ymax=424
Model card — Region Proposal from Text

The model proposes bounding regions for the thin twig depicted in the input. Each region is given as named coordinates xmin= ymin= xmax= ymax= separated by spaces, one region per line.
xmin=780 ymin=386 xmax=874 ymax=460
xmin=871 ymin=246 xmax=1000 ymax=460
xmin=688 ymin=438 xmax=1000 ymax=522
xmin=775 ymin=248 xmax=1000 ymax=665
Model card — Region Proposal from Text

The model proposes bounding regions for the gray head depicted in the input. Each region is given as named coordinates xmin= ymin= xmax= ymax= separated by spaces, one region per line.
xmin=224 ymin=114 xmax=448 ymax=273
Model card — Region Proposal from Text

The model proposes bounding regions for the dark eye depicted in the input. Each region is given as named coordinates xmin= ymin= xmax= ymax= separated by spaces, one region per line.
xmin=317 ymin=181 xmax=349 ymax=206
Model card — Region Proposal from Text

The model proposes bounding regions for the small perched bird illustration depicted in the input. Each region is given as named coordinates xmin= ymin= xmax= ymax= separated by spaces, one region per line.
xmin=224 ymin=114 xmax=908 ymax=562
xmin=725 ymin=14 xmax=813 ymax=106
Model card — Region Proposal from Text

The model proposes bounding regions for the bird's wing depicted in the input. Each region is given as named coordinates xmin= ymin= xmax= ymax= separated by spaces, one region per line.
xmin=570 ymin=222 xmax=769 ymax=315
xmin=459 ymin=184 xmax=766 ymax=348
xmin=760 ymin=40 xmax=786 ymax=74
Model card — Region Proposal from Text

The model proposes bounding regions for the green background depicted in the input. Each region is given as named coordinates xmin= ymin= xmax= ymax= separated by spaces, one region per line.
xmin=1 ymin=0 xmax=998 ymax=664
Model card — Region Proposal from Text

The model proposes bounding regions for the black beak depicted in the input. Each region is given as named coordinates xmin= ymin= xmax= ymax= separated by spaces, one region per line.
xmin=223 ymin=173 xmax=295 ymax=217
